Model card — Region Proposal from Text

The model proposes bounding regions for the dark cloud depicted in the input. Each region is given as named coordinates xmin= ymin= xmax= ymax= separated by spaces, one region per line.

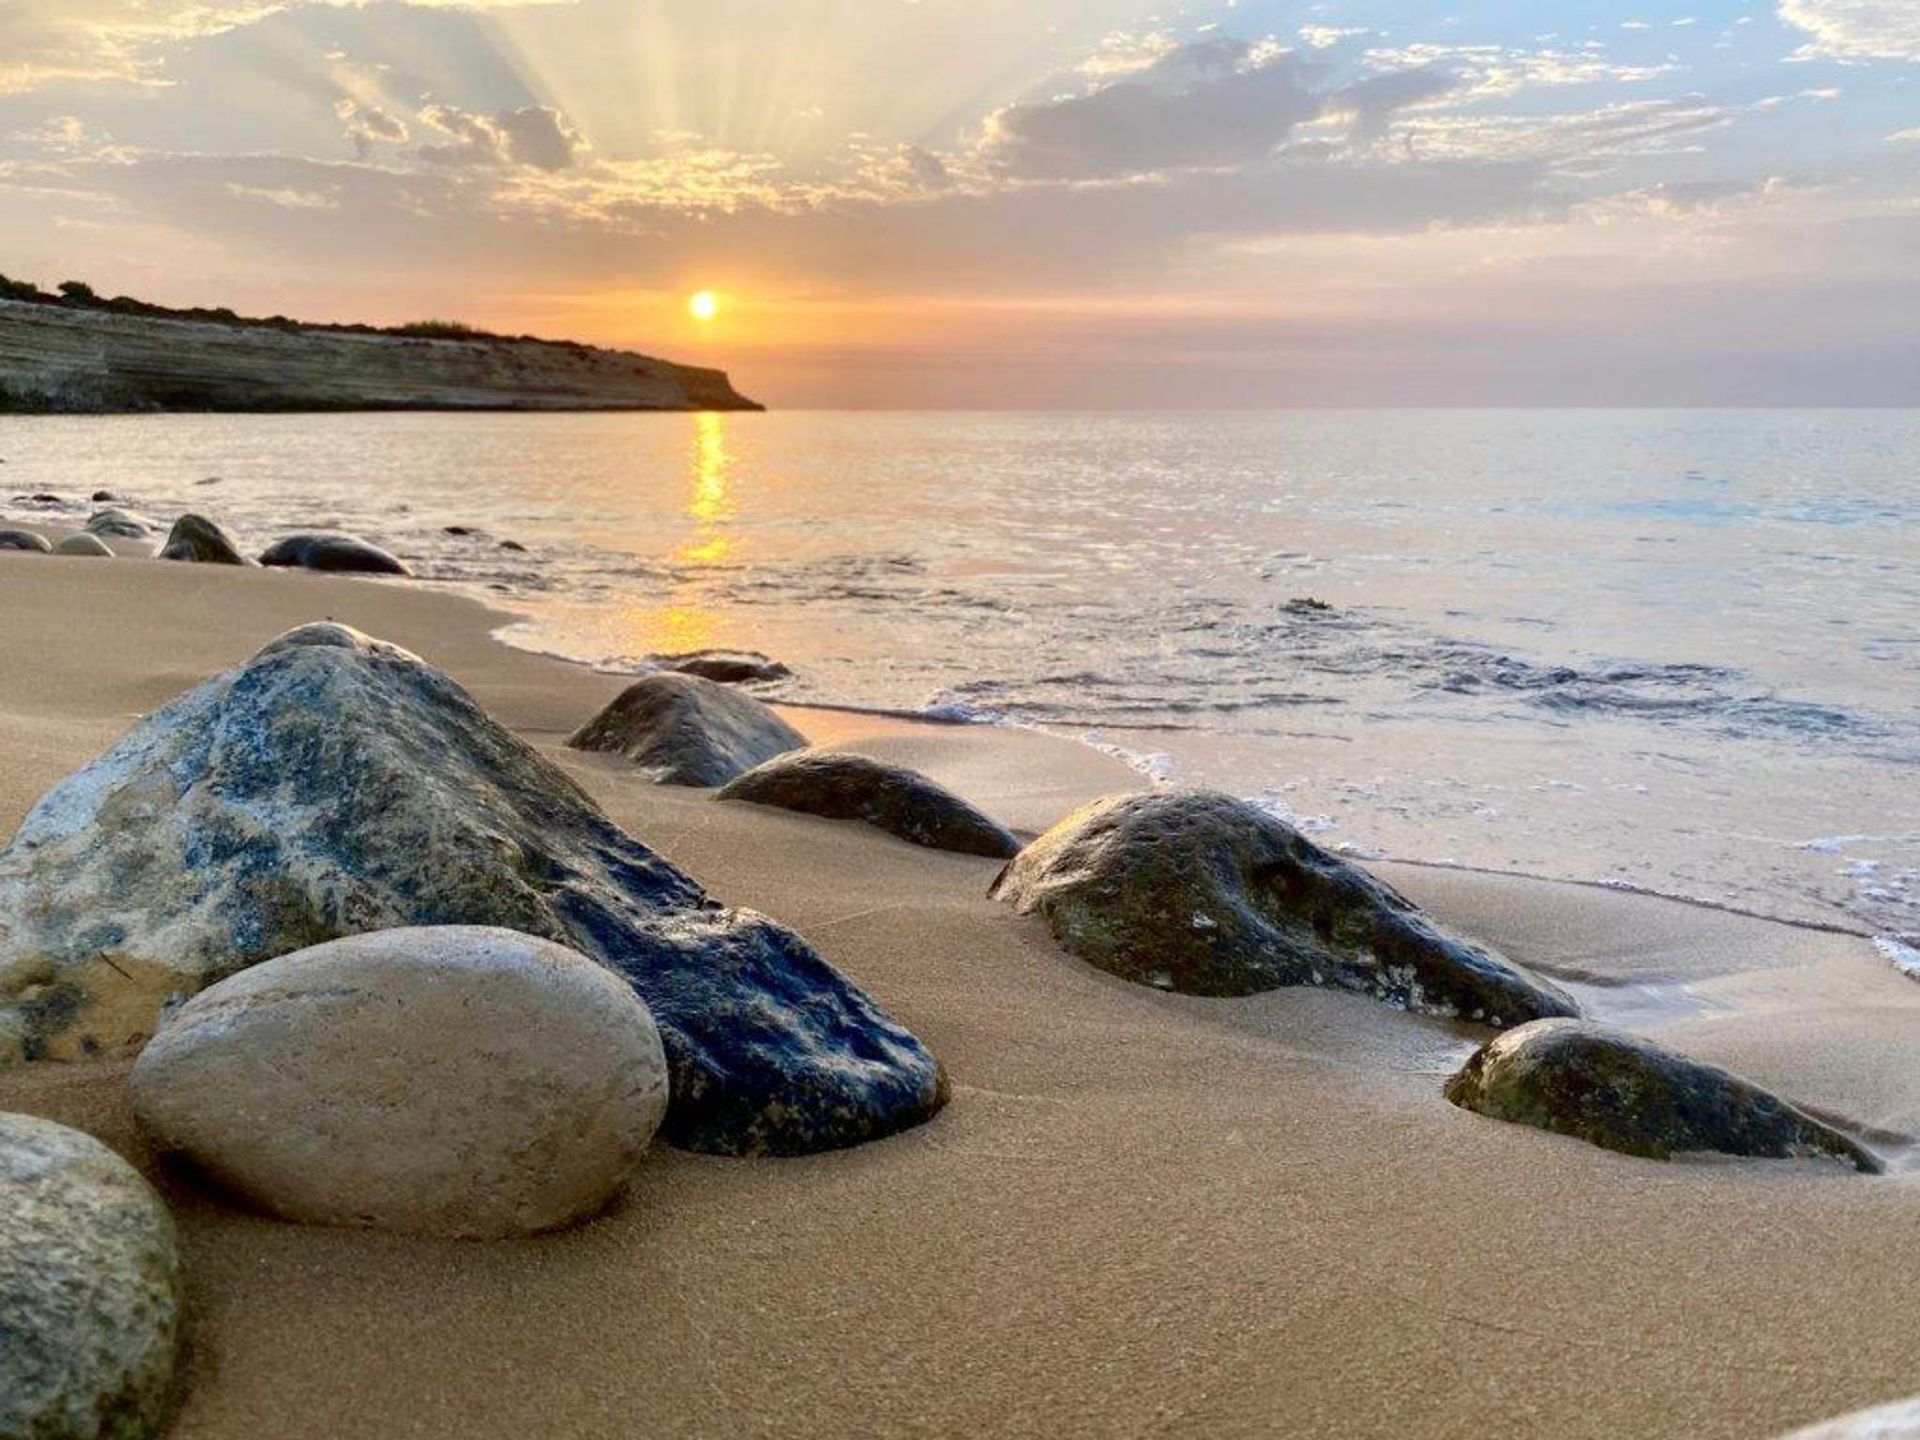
xmin=417 ymin=105 xmax=587 ymax=171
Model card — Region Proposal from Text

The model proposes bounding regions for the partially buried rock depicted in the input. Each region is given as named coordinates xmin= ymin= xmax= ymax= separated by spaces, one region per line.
xmin=258 ymin=532 xmax=411 ymax=576
xmin=990 ymin=790 xmax=1575 ymax=1023
xmin=0 ymin=528 xmax=52 ymax=552
xmin=158 ymin=513 xmax=252 ymax=566
xmin=90 ymin=490 xmax=120 ymax=503
xmin=721 ymin=750 xmax=1020 ymax=859
xmin=0 ymin=623 xmax=941 ymax=1156
xmin=0 ymin=1113 xmax=183 ymax=1440
xmin=85 ymin=507 xmax=157 ymax=539
xmin=133 ymin=927 xmax=669 ymax=1237
xmin=569 ymin=672 xmax=806 ymax=786
xmin=654 ymin=649 xmax=792 ymax=685
xmin=1445 ymin=1018 xmax=1879 ymax=1172
xmin=54 ymin=533 xmax=114 ymax=557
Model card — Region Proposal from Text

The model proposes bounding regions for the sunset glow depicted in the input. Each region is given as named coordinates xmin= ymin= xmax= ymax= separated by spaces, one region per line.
xmin=688 ymin=291 xmax=719 ymax=324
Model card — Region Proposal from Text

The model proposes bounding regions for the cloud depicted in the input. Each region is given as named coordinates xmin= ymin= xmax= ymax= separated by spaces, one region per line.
xmin=335 ymin=99 xmax=409 ymax=160
xmin=417 ymin=104 xmax=587 ymax=171
xmin=980 ymin=39 xmax=1452 ymax=180
xmin=1780 ymin=0 xmax=1920 ymax=61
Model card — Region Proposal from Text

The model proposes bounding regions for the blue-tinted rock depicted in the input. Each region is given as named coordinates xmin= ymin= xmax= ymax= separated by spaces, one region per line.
xmin=568 ymin=672 xmax=805 ymax=786
xmin=0 ymin=528 xmax=52 ymax=552
xmin=0 ymin=623 xmax=944 ymax=1157
xmin=258 ymin=532 xmax=410 ymax=576
xmin=991 ymin=790 xmax=1576 ymax=1023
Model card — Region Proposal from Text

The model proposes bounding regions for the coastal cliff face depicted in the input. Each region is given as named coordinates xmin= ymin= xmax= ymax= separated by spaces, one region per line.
xmin=0 ymin=299 xmax=761 ymax=413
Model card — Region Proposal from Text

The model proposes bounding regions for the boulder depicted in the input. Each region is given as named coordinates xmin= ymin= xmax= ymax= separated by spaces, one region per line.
xmin=11 ymin=492 xmax=64 ymax=507
xmin=54 ymin=533 xmax=114 ymax=558
xmin=258 ymin=532 xmax=411 ymax=576
xmin=654 ymin=649 xmax=792 ymax=685
xmin=0 ymin=528 xmax=52 ymax=552
xmin=133 ymin=927 xmax=670 ymax=1237
xmin=1776 ymin=1396 xmax=1920 ymax=1439
xmin=158 ymin=513 xmax=253 ymax=566
xmin=0 ymin=623 xmax=942 ymax=1157
xmin=1445 ymin=1018 xmax=1879 ymax=1171
xmin=568 ymin=672 xmax=807 ymax=787
xmin=989 ymin=791 xmax=1575 ymax=1022
xmin=90 ymin=490 xmax=120 ymax=503
xmin=84 ymin=507 xmax=157 ymax=539
xmin=0 ymin=1113 xmax=183 ymax=1440
xmin=721 ymin=751 xmax=1020 ymax=859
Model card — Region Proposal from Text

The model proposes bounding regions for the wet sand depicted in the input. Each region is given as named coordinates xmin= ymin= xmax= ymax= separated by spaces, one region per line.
xmin=3 ymin=553 xmax=1919 ymax=1440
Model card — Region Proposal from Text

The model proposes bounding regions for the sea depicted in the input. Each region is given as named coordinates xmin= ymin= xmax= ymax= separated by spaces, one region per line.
xmin=3 ymin=408 xmax=1915 ymax=961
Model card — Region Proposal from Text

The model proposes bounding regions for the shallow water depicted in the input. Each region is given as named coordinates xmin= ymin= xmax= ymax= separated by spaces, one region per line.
xmin=2 ymin=408 xmax=1914 ymax=949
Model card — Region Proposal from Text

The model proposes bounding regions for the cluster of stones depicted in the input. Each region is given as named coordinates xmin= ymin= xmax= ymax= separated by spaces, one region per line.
xmin=0 ymin=494 xmax=412 ymax=572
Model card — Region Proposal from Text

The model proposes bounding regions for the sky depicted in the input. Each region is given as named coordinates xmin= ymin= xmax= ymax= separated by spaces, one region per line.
xmin=0 ymin=1 xmax=1916 ymax=407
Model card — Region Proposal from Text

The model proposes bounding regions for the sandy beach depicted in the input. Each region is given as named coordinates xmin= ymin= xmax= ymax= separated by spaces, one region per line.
xmin=4 ymin=551 xmax=1920 ymax=1440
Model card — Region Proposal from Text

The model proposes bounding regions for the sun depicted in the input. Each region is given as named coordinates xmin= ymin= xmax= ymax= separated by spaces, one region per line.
xmin=688 ymin=290 xmax=719 ymax=322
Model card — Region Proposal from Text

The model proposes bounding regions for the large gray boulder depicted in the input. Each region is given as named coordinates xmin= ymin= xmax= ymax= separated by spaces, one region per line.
xmin=258 ymin=532 xmax=410 ymax=576
xmin=1446 ymin=1018 xmax=1879 ymax=1171
xmin=721 ymin=751 xmax=1020 ymax=859
xmin=568 ymin=672 xmax=806 ymax=787
xmin=133 ymin=927 xmax=670 ymax=1237
xmin=158 ymin=514 xmax=252 ymax=566
xmin=0 ymin=623 xmax=944 ymax=1157
xmin=0 ymin=1113 xmax=183 ymax=1440
xmin=990 ymin=791 xmax=1575 ymax=1023
xmin=0 ymin=529 xmax=52 ymax=552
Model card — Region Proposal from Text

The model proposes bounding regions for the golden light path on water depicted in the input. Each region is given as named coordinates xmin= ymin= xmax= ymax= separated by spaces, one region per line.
xmin=631 ymin=411 xmax=735 ymax=654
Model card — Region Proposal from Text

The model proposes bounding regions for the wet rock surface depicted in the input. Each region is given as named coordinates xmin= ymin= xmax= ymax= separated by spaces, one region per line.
xmin=0 ymin=528 xmax=52 ymax=552
xmin=653 ymin=649 xmax=793 ymax=684
xmin=0 ymin=1113 xmax=183 ymax=1440
xmin=721 ymin=751 xmax=1020 ymax=858
xmin=0 ymin=622 xmax=944 ymax=1156
xmin=1446 ymin=1018 xmax=1880 ymax=1171
xmin=159 ymin=513 xmax=252 ymax=566
xmin=990 ymin=790 xmax=1575 ymax=1022
xmin=258 ymin=532 xmax=411 ymax=575
xmin=568 ymin=672 xmax=806 ymax=787
xmin=84 ymin=507 xmax=157 ymax=539
xmin=132 ymin=927 xmax=670 ymax=1237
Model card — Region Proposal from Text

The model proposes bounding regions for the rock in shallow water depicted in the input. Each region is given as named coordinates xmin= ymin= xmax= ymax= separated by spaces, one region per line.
xmin=84 ymin=507 xmax=157 ymax=539
xmin=0 ymin=1113 xmax=183 ymax=1440
xmin=0 ymin=622 xmax=943 ymax=1156
xmin=654 ymin=649 xmax=792 ymax=684
xmin=133 ymin=927 xmax=669 ymax=1237
xmin=258 ymin=532 xmax=410 ymax=576
xmin=568 ymin=672 xmax=806 ymax=787
xmin=1445 ymin=1018 xmax=1879 ymax=1171
xmin=158 ymin=513 xmax=252 ymax=566
xmin=721 ymin=751 xmax=1020 ymax=859
xmin=0 ymin=528 xmax=52 ymax=552
xmin=990 ymin=790 xmax=1575 ymax=1022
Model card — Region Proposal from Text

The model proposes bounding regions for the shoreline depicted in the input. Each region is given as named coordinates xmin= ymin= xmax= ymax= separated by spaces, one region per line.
xmin=5 ymin=551 xmax=1920 ymax=1438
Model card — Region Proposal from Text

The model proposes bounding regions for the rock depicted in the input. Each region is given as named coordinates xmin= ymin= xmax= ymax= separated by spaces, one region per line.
xmin=90 ymin=489 xmax=119 ymax=502
xmin=158 ymin=513 xmax=253 ymax=566
xmin=443 ymin=524 xmax=480 ymax=536
xmin=989 ymin=791 xmax=1576 ymax=1021
xmin=11 ymin=492 xmax=64 ymax=507
xmin=1776 ymin=1395 xmax=1920 ymax=1439
xmin=0 ymin=623 xmax=942 ymax=1156
xmin=0 ymin=1113 xmax=183 ymax=1440
xmin=568 ymin=672 xmax=807 ymax=787
xmin=1445 ymin=1018 xmax=1880 ymax=1171
xmin=497 ymin=538 xmax=527 ymax=552
xmin=654 ymin=649 xmax=793 ymax=685
xmin=53 ymin=533 xmax=114 ymax=557
xmin=721 ymin=751 xmax=1020 ymax=859
xmin=84 ymin=507 xmax=157 ymax=538
xmin=0 ymin=528 xmax=52 ymax=552
xmin=258 ymin=532 xmax=411 ymax=576
xmin=132 ymin=927 xmax=670 ymax=1237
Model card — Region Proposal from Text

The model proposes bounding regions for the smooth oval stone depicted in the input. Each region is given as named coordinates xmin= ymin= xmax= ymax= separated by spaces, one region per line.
xmin=991 ymin=790 xmax=1576 ymax=1022
xmin=1776 ymin=1395 xmax=1920 ymax=1438
xmin=258 ymin=532 xmax=411 ymax=576
xmin=158 ymin=513 xmax=252 ymax=565
xmin=84 ymin=507 xmax=157 ymax=538
xmin=0 ymin=1113 xmax=183 ymax=1440
xmin=54 ymin=533 xmax=114 ymax=557
xmin=721 ymin=750 xmax=1020 ymax=858
xmin=568 ymin=672 xmax=807 ymax=786
xmin=132 ymin=927 xmax=671 ymax=1237
xmin=1446 ymin=1018 xmax=1880 ymax=1172
xmin=0 ymin=528 xmax=52 ymax=552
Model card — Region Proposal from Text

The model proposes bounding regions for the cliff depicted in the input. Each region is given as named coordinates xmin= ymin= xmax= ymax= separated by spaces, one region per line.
xmin=0 ymin=298 xmax=761 ymax=413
